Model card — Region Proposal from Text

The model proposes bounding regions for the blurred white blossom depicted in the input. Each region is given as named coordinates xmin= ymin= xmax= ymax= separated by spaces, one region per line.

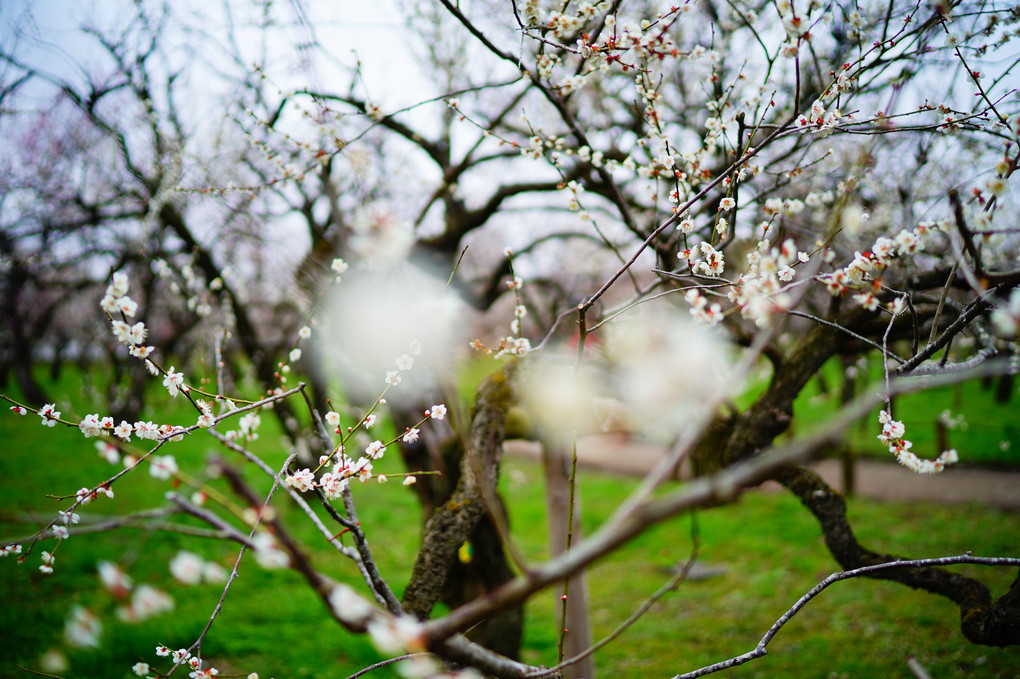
xmin=317 ymin=261 xmax=467 ymax=404
xmin=604 ymin=307 xmax=733 ymax=439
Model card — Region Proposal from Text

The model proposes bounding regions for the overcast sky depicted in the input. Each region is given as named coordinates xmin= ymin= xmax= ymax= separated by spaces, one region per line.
xmin=0 ymin=0 xmax=436 ymax=109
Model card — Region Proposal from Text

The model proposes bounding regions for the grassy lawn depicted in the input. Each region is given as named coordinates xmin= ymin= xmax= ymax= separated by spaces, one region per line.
xmin=740 ymin=356 xmax=1020 ymax=468
xmin=2 ymin=367 xmax=1019 ymax=678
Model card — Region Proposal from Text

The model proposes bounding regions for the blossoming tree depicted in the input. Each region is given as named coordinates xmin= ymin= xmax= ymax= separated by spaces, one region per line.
xmin=2 ymin=0 xmax=1019 ymax=677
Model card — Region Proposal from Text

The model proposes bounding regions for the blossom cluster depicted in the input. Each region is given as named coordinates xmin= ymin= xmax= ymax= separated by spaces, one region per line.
xmin=878 ymin=410 xmax=958 ymax=474
xmin=724 ymin=238 xmax=810 ymax=328
xmin=79 ymin=413 xmax=181 ymax=443
xmin=101 ymin=272 xmax=202 ymax=409
xmin=819 ymin=222 xmax=941 ymax=306
xmin=102 ymin=272 xmax=156 ymax=361
xmin=154 ymin=645 xmax=219 ymax=678
xmin=385 ymin=349 xmax=417 ymax=387
xmin=470 ymin=271 xmax=533 ymax=358
xmin=7 ymin=406 xmax=181 ymax=575
xmin=0 ymin=543 xmax=23 ymax=558
xmin=169 ymin=550 xmax=228 ymax=586
xmin=152 ymin=257 xmax=219 ymax=319
xmin=65 ymin=605 xmax=102 ymax=647
xmin=224 ymin=411 xmax=262 ymax=443
xmin=76 ymin=485 xmax=114 ymax=505
xmin=501 ymin=0 xmax=968 ymax=250
xmin=793 ymin=98 xmax=848 ymax=137
xmin=285 ymin=404 xmax=445 ymax=496
xmin=492 ymin=336 xmax=533 ymax=358
xmin=506 ymin=273 xmax=527 ymax=334
xmin=537 ymin=3 xmax=690 ymax=72
xmin=685 ymin=289 xmax=723 ymax=326
xmin=680 ymin=241 xmax=725 ymax=277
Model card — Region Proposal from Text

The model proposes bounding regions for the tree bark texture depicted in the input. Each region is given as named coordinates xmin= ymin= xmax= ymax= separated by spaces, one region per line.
xmin=401 ymin=362 xmax=524 ymax=659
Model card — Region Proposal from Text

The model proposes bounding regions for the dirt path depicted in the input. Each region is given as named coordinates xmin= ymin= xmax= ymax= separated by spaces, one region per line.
xmin=505 ymin=436 xmax=1020 ymax=512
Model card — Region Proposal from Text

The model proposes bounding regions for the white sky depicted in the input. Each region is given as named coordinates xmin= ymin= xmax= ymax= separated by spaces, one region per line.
xmin=0 ymin=0 xmax=451 ymax=274
xmin=0 ymin=0 xmax=432 ymax=107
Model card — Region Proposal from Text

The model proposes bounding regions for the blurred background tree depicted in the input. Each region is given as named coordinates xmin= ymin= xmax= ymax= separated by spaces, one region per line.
xmin=1 ymin=0 xmax=1018 ymax=676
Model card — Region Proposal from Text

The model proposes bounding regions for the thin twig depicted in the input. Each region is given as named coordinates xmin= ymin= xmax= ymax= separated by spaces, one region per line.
xmin=928 ymin=262 xmax=958 ymax=348
xmin=530 ymin=514 xmax=702 ymax=677
xmin=208 ymin=430 xmax=364 ymax=562
xmin=171 ymin=453 xmax=296 ymax=675
xmin=788 ymin=310 xmax=905 ymax=363
xmin=671 ymin=555 xmax=1020 ymax=679
xmin=166 ymin=493 xmax=256 ymax=546
xmin=344 ymin=654 xmax=424 ymax=679
xmin=895 ymin=295 xmax=994 ymax=375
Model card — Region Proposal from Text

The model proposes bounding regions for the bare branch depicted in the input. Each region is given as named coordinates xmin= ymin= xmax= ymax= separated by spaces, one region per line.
xmin=673 ymin=555 xmax=1020 ymax=679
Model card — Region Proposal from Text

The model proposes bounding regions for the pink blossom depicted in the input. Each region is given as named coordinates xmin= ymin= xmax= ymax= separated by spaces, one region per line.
xmin=98 ymin=561 xmax=133 ymax=596
xmin=170 ymin=551 xmax=204 ymax=585
xmin=117 ymin=296 xmax=138 ymax=317
xmin=108 ymin=272 xmax=129 ymax=298
xmin=79 ymin=414 xmax=103 ymax=438
xmin=319 ymin=472 xmax=349 ymax=499
xmin=64 ymin=605 xmax=101 ymax=647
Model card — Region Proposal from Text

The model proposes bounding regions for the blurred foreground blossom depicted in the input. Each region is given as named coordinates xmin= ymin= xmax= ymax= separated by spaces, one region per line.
xmin=520 ymin=354 xmax=602 ymax=438
xmin=349 ymin=206 xmax=414 ymax=266
xmin=98 ymin=560 xmax=133 ymax=596
xmin=316 ymin=261 xmax=467 ymax=404
xmin=991 ymin=289 xmax=1020 ymax=337
xmin=604 ymin=307 xmax=734 ymax=440
xmin=521 ymin=307 xmax=734 ymax=442
xmin=39 ymin=649 xmax=69 ymax=673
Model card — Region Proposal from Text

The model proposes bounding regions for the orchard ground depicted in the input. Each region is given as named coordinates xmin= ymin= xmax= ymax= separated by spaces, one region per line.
xmin=2 ymin=363 xmax=1019 ymax=678
xmin=506 ymin=436 xmax=1020 ymax=511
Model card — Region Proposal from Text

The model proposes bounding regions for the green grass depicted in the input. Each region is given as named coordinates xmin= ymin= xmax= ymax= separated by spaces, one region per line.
xmin=738 ymin=356 xmax=1020 ymax=468
xmin=507 ymin=461 xmax=1020 ymax=678
xmin=2 ymin=366 xmax=1019 ymax=678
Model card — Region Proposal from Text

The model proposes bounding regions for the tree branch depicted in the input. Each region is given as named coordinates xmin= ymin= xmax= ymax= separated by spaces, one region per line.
xmin=775 ymin=465 xmax=1020 ymax=647
xmin=673 ymin=554 xmax=1020 ymax=678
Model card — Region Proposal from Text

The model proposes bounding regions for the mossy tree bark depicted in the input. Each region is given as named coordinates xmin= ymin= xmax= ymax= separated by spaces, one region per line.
xmin=400 ymin=363 xmax=524 ymax=660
